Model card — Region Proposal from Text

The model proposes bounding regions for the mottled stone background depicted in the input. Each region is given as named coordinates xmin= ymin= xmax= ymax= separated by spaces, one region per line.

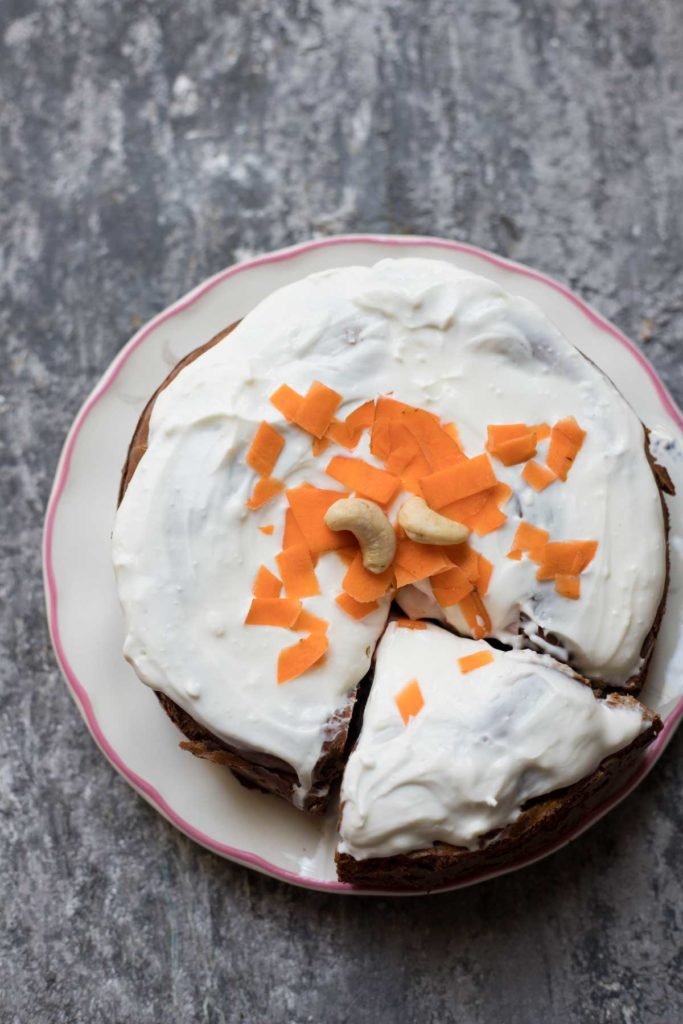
xmin=1 ymin=0 xmax=682 ymax=1021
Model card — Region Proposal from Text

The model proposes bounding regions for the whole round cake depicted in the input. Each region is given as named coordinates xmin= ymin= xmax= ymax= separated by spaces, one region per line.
xmin=112 ymin=257 xmax=672 ymax=887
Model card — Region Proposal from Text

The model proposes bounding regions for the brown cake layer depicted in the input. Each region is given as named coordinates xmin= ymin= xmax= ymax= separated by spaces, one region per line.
xmin=157 ymin=692 xmax=354 ymax=813
xmin=336 ymin=697 xmax=663 ymax=891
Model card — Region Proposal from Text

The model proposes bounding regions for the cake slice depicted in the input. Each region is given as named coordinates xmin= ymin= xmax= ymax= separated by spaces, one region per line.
xmin=336 ymin=621 xmax=661 ymax=888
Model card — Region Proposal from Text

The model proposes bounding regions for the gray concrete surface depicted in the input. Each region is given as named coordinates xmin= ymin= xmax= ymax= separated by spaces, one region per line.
xmin=1 ymin=1 xmax=682 ymax=1021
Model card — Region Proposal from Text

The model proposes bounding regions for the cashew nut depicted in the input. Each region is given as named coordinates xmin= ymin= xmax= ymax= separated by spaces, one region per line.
xmin=324 ymin=498 xmax=396 ymax=574
xmin=398 ymin=496 xmax=469 ymax=546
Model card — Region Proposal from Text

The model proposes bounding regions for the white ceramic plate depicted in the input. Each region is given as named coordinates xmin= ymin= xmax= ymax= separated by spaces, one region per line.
xmin=43 ymin=235 xmax=683 ymax=894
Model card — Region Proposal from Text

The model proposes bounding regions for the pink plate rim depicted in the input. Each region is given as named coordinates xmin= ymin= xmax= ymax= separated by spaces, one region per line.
xmin=43 ymin=233 xmax=683 ymax=895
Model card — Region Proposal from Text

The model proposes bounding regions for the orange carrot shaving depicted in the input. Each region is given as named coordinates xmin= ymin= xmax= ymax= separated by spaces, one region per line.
xmin=324 ymin=401 xmax=375 ymax=451
xmin=546 ymin=416 xmax=586 ymax=481
xmin=394 ymin=618 xmax=427 ymax=630
xmin=458 ymin=649 xmax=495 ymax=674
xmin=487 ymin=422 xmax=552 ymax=465
xmin=442 ymin=542 xmax=480 ymax=584
xmin=369 ymin=418 xmax=393 ymax=461
xmin=443 ymin=484 xmax=510 ymax=533
xmin=527 ymin=545 xmax=547 ymax=564
xmin=393 ymin=539 xmax=452 ymax=586
xmin=555 ymin=416 xmax=586 ymax=446
xmin=326 ymin=456 xmax=401 ymax=505
xmin=246 ymin=421 xmax=285 ymax=477
xmin=536 ymin=540 xmax=598 ymax=581
xmin=486 ymin=423 xmax=530 ymax=448
xmin=555 ymin=575 xmax=581 ymax=600
xmin=345 ymin=400 xmax=375 ymax=431
xmin=283 ymin=507 xmax=307 ymax=549
xmin=507 ymin=549 xmax=522 ymax=560
xmin=476 ymin=554 xmax=493 ymax=596
xmin=259 ymin=525 xmax=275 ymax=536
xmin=402 ymin=407 xmax=463 ymax=469
xmin=386 ymin=442 xmax=421 ymax=476
xmin=369 ymin=398 xmax=463 ymax=478
xmin=393 ymin=564 xmax=418 ymax=589
xmin=420 ymin=454 xmax=498 ymax=510
xmin=487 ymin=421 xmax=549 ymax=447
xmin=522 ymin=460 xmax=557 ymax=492
xmin=334 ymin=546 xmax=358 ymax=566
xmin=389 ymin=422 xmax=420 ymax=453
xmin=375 ymin=395 xmax=411 ymax=422
xmin=270 ymin=384 xmax=303 ymax=422
xmin=335 ymin=593 xmax=380 ymax=620
xmin=398 ymin=449 xmax=434 ymax=495
xmin=383 ymin=422 xmax=421 ymax=473
xmin=440 ymin=490 xmax=490 ymax=528
xmin=252 ymin=565 xmax=282 ymax=598
xmin=443 ymin=422 xmax=461 ymax=446
xmin=286 ymin=486 xmax=350 ymax=554
xmin=312 ymin=435 xmax=331 ymax=457
xmin=532 ymin=422 xmax=551 ymax=442
xmin=395 ymin=679 xmax=425 ymax=724
xmin=491 ymin=481 xmax=513 ymax=507
xmin=277 ymin=633 xmax=328 ymax=684
xmin=510 ymin=522 xmax=550 ymax=553
xmin=293 ymin=608 xmax=329 ymax=633
xmin=431 ymin=564 xmax=474 ymax=606
xmin=245 ymin=598 xmax=302 ymax=628
xmin=490 ymin=432 xmax=537 ymax=466
xmin=370 ymin=396 xmax=410 ymax=459
xmin=546 ymin=431 xmax=577 ymax=481
xmin=247 ymin=477 xmax=284 ymax=510
xmin=342 ymin=552 xmax=395 ymax=603
xmin=431 ymin=587 xmax=467 ymax=608
xmin=293 ymin=381 xmax=342 ymax=438
xmin=459 ymin=591 xmax=491 ymax=640
xmin=276 ymin=544 xmax=320 ymax=598
xmin=430 ymin=563 xmax=473 ymax=594
xmin=326 ymin=418 xmax=362 ymax=450
xmin=470 ymin=496 xmax=507 ymax=536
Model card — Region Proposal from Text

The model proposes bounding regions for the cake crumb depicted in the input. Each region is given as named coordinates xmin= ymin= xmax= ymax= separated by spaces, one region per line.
xmin=638 ymin=317 xmax=654 ymax=343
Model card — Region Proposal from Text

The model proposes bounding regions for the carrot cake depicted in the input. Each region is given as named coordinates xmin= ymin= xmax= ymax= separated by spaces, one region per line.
xmin=112 ymin=257 xmax=670 ymax=843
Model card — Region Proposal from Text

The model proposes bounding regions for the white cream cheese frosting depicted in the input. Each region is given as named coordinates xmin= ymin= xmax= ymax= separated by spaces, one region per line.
xmin=338 ymin=622 xmax=649 ymax=860
xmin=112 ymin=257 xmax=666 ymax=803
